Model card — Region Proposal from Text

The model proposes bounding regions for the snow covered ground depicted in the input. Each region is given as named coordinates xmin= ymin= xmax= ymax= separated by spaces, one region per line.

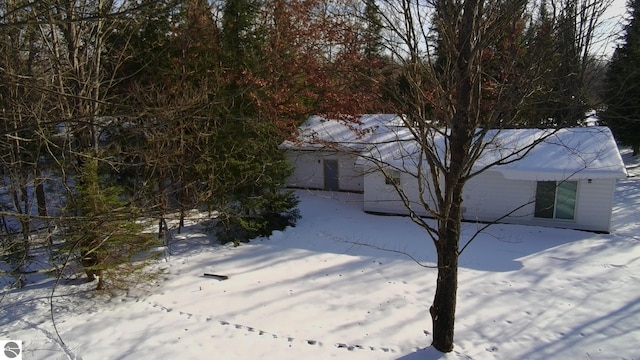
xmin=1 ymin=150 xmax=640 ymax=360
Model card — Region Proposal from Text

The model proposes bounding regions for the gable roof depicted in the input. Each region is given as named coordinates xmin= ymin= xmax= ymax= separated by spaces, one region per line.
xmin=477 ymin=127 xmax=627 ymax=180
xmin=279 ymin=114 xmax=404 ymax=151
xmin=359 ymin=125 xmax=627 ymax=181
xmin=282 ymin=114 xmax=627 ymax=181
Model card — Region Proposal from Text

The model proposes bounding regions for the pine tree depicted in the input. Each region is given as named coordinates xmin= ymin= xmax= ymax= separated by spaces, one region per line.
xmin=222 ymin=0 xmax=262 ymax=70
xmin=548 ymin=1 xmax=588 ymax=126
xmin=210 ymin=120 xmax=300 ymax=245
xmin=60 ymin=159 xmax=158 ymax=291
xmin=199 ymin=0 xmax=293 ymax=242
xmin=363 ymin=0 xmax=383 ymax=59
xmin=601 ymin=0 xmax=640 ymax=155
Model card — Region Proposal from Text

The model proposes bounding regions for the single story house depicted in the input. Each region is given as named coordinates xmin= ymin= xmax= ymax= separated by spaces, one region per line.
xmin=279 ymin=114 xmax=404 ymax=192
xmin=281 ymin=115 xmax=628 ymax=232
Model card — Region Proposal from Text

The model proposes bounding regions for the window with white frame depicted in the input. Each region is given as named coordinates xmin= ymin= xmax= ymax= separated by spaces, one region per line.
xmin=534 ymin=181 xmax=577 ymax=220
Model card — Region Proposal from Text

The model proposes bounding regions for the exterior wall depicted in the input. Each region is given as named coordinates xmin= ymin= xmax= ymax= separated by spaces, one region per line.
xmin=463 ymin=171 xmax=535 ymax=222
xmin=362 ymin=169 xmax=440 ymax=215
xmin=465 ymin=173 xmax=616 ymax=232
xmin=285 ymin=150 xmax=364 ymax=192
xmin=363 ymin=168 xmax=617 ymax=232
xmin=362 ymin=170 xmax=414 ymax=213
xmin=564 ymin=178 xmax=616 ymax=232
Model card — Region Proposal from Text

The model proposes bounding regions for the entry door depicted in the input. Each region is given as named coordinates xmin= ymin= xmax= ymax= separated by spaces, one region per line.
xmin=323 ymin=160 xmax=340 ymax=191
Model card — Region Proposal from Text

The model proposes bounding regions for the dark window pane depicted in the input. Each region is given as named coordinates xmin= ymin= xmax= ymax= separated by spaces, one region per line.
xmin=535 ymin=181 xmax=556 ymax=218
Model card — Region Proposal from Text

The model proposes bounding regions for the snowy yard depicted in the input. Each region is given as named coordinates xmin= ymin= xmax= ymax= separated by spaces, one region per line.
xmin=1 ymin=150 xmax=639 ymax=360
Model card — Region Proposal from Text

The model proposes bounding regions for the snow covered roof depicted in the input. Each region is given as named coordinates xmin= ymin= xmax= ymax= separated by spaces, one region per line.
xmin=477 ymin=127 xmax=627 ymax=180
xmin=279 ymin=114 xmax=405 ymax=151
xmin=282 ymin=114 xmax=626 ymax=181
xmin=358 ymin=125 xmax=627 ymax=181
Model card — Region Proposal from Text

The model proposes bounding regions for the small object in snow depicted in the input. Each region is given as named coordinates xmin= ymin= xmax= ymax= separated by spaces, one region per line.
xmin=203 ymin=273 xmax=228 ymax=280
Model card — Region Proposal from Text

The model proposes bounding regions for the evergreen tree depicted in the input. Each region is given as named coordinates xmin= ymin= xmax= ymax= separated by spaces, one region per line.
xmin=209 ymin=120 xmax=300 ymax=245
xmin=60 ymin=159 xmax=158 ymax=291
xmin=222 ymin=0 xmax=262 ymax=69
xmin=548 ymin=1 xmax=588 ymax=126
xmin=601 ymin=0 xmax=640 ymax=155
xmin=363 ymin=0 xmax=383 ymax=59
xmin=215 ymin=0 xmax=300 ymax=243
xmin=513 ymin=0 xmax=607 ymax=127
xmin=521 ymin=0 xmax=558 ymax=126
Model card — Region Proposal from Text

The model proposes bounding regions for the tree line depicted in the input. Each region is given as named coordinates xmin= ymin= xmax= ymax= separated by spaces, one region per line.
xmin=0 ymin=0 xmax=385 ymax=290
xmin=1 ymin=0 xmax=636 ymax=352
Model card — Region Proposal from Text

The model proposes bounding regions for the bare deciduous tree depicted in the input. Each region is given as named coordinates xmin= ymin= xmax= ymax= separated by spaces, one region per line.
xmin=357 ymin=0 xmax=615 ymax=352
xmin=0 ymin=0 xmax=167 ymax=290
xmin=0 ymin=0 xmax=54 ymax=288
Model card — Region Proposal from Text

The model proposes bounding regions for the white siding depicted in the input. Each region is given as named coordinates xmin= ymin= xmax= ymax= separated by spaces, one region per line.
xmin=285 ymin=151 xmax=324 ymax=190
xmin=363 ymin=170 xmax=406 ymax=213
xmin=338 ymin=155 xmax=365 ymax=192
xmin=363 ymin=168 xmax=617 ymax=232
xmin=285 ymin=150 xmax=364 ymax=192
xmin=476 ymin=177 xmax=616 ymax=232
xmin=363 ymin=170 xmax=436 ymax=216
xmin=572 ymin=179 xmax=616 ymax=232
xmin=463 ymin=171 xmax=535 ymax=222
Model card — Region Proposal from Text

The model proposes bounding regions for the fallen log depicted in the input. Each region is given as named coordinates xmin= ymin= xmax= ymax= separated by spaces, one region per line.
xmin=203 ymin=273 xmax=228 ymax=280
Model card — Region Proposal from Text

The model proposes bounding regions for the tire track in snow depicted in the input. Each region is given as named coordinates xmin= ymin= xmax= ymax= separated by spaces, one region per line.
xmin=143 ymin=300 xmax=397 ymax=354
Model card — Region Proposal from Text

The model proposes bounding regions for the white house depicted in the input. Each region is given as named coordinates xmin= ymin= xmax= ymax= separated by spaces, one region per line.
xmin=282 ymin=115 xmax=628 ymax=233
xmin=279 ymin=114 xmax=404 ymax=192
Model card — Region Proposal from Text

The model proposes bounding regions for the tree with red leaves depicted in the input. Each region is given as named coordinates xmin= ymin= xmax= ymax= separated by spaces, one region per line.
xmin=110 ymin=0 xmax=385 ymax=242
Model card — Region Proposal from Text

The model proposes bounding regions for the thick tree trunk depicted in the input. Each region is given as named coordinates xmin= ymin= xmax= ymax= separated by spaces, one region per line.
xmin=429 ymin=0 xmax=478 ymax=350
xmin=431 ymin=179 xmax=463 ymax=352
xmin=430 ymin=240 xmax=459 ymax=352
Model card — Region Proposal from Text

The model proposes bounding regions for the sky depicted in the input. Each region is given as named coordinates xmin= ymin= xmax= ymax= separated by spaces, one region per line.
xmin=599 ymin=0 xmax=630 ymax=55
